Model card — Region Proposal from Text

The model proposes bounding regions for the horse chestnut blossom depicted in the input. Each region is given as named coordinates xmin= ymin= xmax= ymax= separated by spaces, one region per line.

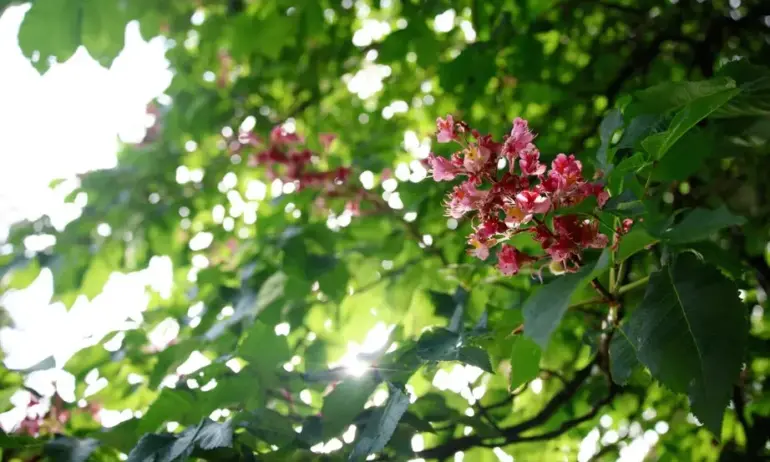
xmin=242 ymin=126 xmax=350 ymax=192
xmin=428 ymin=115 xmax=612 ymax=275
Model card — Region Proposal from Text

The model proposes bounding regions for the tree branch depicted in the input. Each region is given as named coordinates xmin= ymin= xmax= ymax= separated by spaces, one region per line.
xmin=415 ymin=358 xmax=601 ymax=459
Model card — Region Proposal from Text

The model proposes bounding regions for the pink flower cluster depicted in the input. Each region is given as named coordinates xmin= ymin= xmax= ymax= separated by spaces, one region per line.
xmin=428 ymin=115 xmax=611 ymax=275
xmin=239 ymin=126 xmax=350 ymax=192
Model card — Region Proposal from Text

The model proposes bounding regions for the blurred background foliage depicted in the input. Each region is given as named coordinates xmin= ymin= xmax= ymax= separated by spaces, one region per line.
xmin=1 ymin=0 xmax=770 ymax=461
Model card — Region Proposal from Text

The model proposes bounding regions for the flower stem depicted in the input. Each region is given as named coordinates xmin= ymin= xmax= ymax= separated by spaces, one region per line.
xmin=617 ymin=275 xmax=650 ymax=295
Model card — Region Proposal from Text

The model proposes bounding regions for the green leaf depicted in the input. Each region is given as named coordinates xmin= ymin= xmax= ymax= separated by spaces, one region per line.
xmin=149 ymin=340 xmax=197 ymax=389
xmin=238 ymin=321 xmax=291 ymax=371
xmin=45 ymin=437 xmax=99 ymax=462
xmin=659 ymin=206 xmax=746 ymax=244
xmin=641 ymin=88 xmax=740 ymax=160
xmin=651 ymin=129 xmax=715 ymax=181
xmin=609 ymin=331 xmax=640 ymax=385
xmin=457 ymin=346 xmax=494 ymax=373
xmin=126 ymin=433 xmax=183 ymax=462
xmin=713 ymin=61 xmax=770 ymax=118
xmin=6 ymin=257 xmax=41 ymax=289
xmin=79 ymin=0 xmax=128 ymax=66
xmin=617 ymin=227 xmax=658 ymax=262
xmin=617 ymin=115 xmax=661 ymax=150
xmin=416 ymin=327 xmax=460 ymax=361
xmin=596 ymin=109 xmax=623 ymax=169
xmin=193 ymin=419 xmax=233 ymax=450
xmin=523 ymin=250 xmax=609 ymax=348
xmin=321 ymin=375 xmax=379 ymax=439
xmin=256 ymin=272 xmax=288 ymax=313
xmin=629 ymin=78 xmax=737 ymax=116
xmin=349 ymin=383 xmax=411 ymax=461
xmin=18 ymin=0 xmax=81 ymax=72
xmin=238 ymin=409 xmax=297 ymax=446
xmin=603 ymin=190 xmax=645 ymax=217
xmin=509 ymin=335 xmax=541 ymax=389
xmin=617 ymin=253 xmax=747 ymax=434
xmin=138 ymin=389 xmax=195 ymax=433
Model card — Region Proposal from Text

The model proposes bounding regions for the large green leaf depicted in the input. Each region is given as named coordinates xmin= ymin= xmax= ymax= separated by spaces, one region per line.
xmin=659 ymin=206 xmax=746 ymax=244
xmin=713 ymin=61 xmax=770 ymax=118
xmin=629 ymin=78 xmax=737 ymax=116
xmin=349 ymin=383 xmax=411 ymax=461
xmin=18 ymin=0 xmax=81 ymax=71
xmin=523 ymin=250 xmax=609 ymax=348
xmin=596 ymin=109 xmax=623 ymax=170
xmin=44 ymin=437 xmax=99 ymax=462
xmin=641 ymin=88 xmax=740 ymax=160
xmin=238 ymin=321 xmax=291 ymax=371
xmin=616 ymin=253 xmax=747 ymax=434
xmin=321 ymin=375 xmax=379 ymax=439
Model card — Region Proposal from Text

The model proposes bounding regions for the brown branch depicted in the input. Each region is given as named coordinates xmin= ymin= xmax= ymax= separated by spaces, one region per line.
xmin=415 ymin=357 xmax=601 ymax=460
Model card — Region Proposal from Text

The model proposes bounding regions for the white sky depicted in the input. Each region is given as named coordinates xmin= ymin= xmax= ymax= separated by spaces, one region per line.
xmin=0 ymin=5 xmax=173 ymax=428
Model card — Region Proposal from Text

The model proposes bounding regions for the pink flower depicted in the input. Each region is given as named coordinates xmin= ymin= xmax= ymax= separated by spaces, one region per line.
xmin=436 ymin=115 xmax=456 ymax=143
xmin=468 ymin=236 xmax=491 ymax=260
xmin=502 ymin=117 xmax=535 ymax=161
xmin=446 ymin=181 xmax=487 ymax=219
xmin=550 ymin=154 xmax=583 ymax=187
xmin=270 ymin=126 xmax=303 ymax=145
xmin=497 ymin=245 xmax=533 ymax=276
xmin=462 ymin=143 xmax=491 ymax=175
xmin=579 ymin=182 xmax=610 ymax=208
xmin=428 ymin=153 xmax=460 ymax=181
xmin=515 ymin=190 xmax=551 ymax=215
xmin=476 ymin=218 xmax=506 ymax=240
xmin=519 ymin=144 xmax=546 ymax=176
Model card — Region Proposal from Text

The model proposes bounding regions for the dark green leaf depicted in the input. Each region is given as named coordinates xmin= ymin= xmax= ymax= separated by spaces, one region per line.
xmin=597 ymin=109 xmax=623 ymax=169
xmin=349 ymin=383 xmax=411 ymax=461
xmin=713 ymin=61 xmax=770 ymax=118
xmin=617 ymin=227 xmax=658 ymax=262
xmin=629 ymin=78 xmax=737 ymax=116
xmin=457 ymin=346 xmax=494 ymax=373
xmin=641 ymin=88 xmax=740 ymax=160
xmin=609 ymin=331 xmax=640 ymax=385
xmin=194 ymin=419 xmax=233 ymax=450
xmin=617 ymin=253 xmax=747 ymax=434
xmin=660 ymin=206 xmax=746 ymax=244
xmin=416 ymin=328 xmax=460 ymax=361
xmin=651 ymin=129 xmax=715 ymax=181
xmin=45 ymin=437 xmax=99 ymax=462
xmin=523 ymin=250 xmax=609 ymax=348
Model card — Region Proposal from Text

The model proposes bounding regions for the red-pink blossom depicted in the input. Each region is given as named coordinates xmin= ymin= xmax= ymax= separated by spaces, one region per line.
xmin=270 ymin=126 xmax=303 ymax=146
xmin=428 ymin=115 xmax=613 ymax=276
xmin=436 ymin=115 xmax=456 ymax=143
xmin=468 ymin=236 xmax=491 ymax=260
xmin=515 ymin=190 xmax=551 ymax=215
xmin=497 ymin=245 xmax=533 ymax=276
xmin=519 ymin=144 xmax=546 ymax=176
xmin=550 ymin=154 xmax=583 ymax=188
xmin=428 ymin=153 xmax=460 ymax=181
xmin=446 ymin=181 xmax=487 ymax=219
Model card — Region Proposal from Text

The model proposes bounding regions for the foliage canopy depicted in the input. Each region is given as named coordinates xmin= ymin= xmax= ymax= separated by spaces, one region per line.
xmin=2 ymin=0 xmax=770 ymax=461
